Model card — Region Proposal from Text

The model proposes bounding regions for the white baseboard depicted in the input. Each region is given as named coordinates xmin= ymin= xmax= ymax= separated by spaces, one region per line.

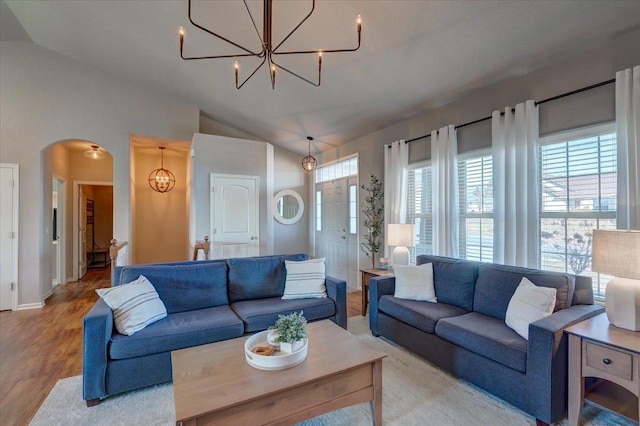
xmin=42 ymin=289 xmax=53 ymax=300
xmin=66 ymin=277 xmax=75 ymax=284
xmin=16 ymin=302 xmax=45 ymax=310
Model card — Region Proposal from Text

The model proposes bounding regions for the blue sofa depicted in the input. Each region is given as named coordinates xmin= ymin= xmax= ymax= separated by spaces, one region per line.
xmin=83 ymin=253 xmax=346 ymax=405
xmin=369 ymin=255 xmax=603 ymax=425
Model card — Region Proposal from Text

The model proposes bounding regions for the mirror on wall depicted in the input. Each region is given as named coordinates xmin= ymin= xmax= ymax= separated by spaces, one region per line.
xmin=273 ymin=189 xmax=304 ymax=224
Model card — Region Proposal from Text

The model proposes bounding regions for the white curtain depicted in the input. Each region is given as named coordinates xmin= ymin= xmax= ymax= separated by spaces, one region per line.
xmin=431 ymin=125 xmax=459 ymax=257
xmin=492 ymin=100 xmax=539 ymax=267
xmin=616 ymin=65 xmax=640 ymax=230
xmin=384 ymin=140 xmax=409 ymax=258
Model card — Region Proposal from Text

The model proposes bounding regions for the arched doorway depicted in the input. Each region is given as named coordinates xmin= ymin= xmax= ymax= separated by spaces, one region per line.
xmin=41 ymin=140 xmax=113 ymax=297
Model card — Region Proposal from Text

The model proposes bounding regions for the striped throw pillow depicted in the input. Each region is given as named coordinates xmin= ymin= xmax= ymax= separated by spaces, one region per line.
xmin=96 ymin=275 xmax=167 ymax=336
xmin=282 ymin=258 xmax=327 ymax=300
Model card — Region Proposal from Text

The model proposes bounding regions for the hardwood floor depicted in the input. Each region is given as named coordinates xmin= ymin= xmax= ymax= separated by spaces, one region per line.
xmin=0 ymin=269 xmax=363 ymax=425
xmin=0 ymin=268 xmax=107 ymax=426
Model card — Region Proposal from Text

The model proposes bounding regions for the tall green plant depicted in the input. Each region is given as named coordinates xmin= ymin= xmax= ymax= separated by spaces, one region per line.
xmin=360 ymin=174 xmax=384 ymax=268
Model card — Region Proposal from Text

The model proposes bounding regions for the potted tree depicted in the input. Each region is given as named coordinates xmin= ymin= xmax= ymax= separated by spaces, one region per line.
xmin=268 ymin=311 xmax=308 ymax=354
xmin=360 ymin=174 xmax=384 ymax=268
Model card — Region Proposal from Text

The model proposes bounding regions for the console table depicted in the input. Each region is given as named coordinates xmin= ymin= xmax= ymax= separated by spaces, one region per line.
xmin=360 ymin=268 xmax=394 ymax=316
xmin=565 ymin=312 xmax=639 ymax=425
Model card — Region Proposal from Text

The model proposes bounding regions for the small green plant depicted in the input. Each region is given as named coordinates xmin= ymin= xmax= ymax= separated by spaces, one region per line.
xmin=269 ymin=311 xmax=308 ymax=343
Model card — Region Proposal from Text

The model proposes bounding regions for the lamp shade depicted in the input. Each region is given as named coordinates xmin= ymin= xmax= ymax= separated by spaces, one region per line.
xmin=592 ymin=229 xmax=640 ymax=331
xmin=387 ymin=224 xmax=415 ymax=247
xmin=592 ymin=229 xmax=640 ymax=279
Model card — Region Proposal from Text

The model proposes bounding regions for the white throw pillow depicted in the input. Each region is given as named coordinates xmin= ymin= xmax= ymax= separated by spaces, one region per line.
xmin=282 ymin=258 xmax=327 ymax=299
xmin=96 ymin=275 xmax=167 ymax=336
xmin=393 ymin=263 xmax=437 ymax=302
xmin=505 ymin=277 xmax=557 ymax=340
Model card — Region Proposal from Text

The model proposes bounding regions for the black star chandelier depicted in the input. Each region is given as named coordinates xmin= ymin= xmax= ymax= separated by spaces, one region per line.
xmin=179 ymin=0 xmax=362 ymax=89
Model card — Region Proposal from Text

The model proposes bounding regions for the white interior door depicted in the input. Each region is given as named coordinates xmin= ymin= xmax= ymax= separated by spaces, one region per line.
xmin=211 ymin=174 xmax=259 ymax=259
xmin=322 ymin=178 xmax=348 ymax=282
xmin=0 ymin=165 xmax=17 ymax=310
xmin=78 ymin=186 xmax=87 ymax=279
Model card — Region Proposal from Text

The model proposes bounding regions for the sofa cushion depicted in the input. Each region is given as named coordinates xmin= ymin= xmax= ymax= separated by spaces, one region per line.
xmin=282 ymin=258 xmax=327 ymax=299
xmin=473 ymin=263 xmax=575 ymax=321
xmin=416 ymin=255 xmax=479 ymax=311
xmin=231 ymin=297 xmax=335 ymax=332
xmin=117 ymin=262 xmax=229 ymax=314
xmin=393 ymin=263 xmax=437 ymax=302
xmin=435 ymin=312 xmax=528 ymax=373
xmin=96 ymin=275 xmax=167 ymax=336
xmin=505 ymin=277 xmax=557 ymax=340
xmin=109 ymin=305 xmax=244 ymax=360
xmin=227 ymin=254 xmax=308 ymax=303
xmin=379 ymin=295 xmax=468 ymax=333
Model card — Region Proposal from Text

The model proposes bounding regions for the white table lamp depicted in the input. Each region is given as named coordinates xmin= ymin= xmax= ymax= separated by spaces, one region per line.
xmin=388 ymin=224 xmax=415 ymax=266
xmin=592 ymin=229 xmax=640 ymax=331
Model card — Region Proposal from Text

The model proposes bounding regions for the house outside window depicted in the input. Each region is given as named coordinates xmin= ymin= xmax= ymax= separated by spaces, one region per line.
xmin=458 ymin=152 xmax=493 ymax=262
xmin=538 ymin=123 xmax=616 ymax=299
xmin=406 ymin=162 xmax=432 ymax=264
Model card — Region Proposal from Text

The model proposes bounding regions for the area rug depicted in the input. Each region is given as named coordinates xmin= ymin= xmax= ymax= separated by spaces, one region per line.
xmin=31 ymin=317 xmax=634 ymax=426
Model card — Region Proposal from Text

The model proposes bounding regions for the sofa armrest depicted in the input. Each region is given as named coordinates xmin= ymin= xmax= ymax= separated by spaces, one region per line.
xmin=526 ymin=304 xmax=604 ymax=423
xmin=83 ymin=298 xmax=114 ymax=401
xmin=368 ymin=276 xmax=396 ymax=334
xmin=326 ymin=275 xmax=347 ymax=329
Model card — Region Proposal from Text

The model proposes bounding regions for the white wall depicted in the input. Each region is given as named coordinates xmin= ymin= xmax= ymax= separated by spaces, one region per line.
xmin=316 ymin=27 xmax=640 ymax=269
xmin=0 ymin=42 xmax=199 ymax=306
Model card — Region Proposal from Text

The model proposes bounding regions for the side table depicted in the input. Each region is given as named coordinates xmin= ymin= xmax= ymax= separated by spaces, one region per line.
xmin=360 ymin=269 xmax=394 ymax=316
xmin=565 ymin=312 xmax=639 ymax=425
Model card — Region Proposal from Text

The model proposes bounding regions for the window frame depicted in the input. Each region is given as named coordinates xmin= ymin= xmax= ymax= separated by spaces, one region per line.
xmin=538 ymin=122 xmax=616 ymax=300
xmin=405 ymin=160 xmax=433 ymax=264
xmin=457 ymin=148 xmax=494 ymax=263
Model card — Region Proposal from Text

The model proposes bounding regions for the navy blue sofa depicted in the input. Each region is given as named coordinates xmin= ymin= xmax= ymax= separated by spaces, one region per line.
xmin=83 ymin=253 xmax=346 ymax=405
xmin=369 ymin=255 xmax=603 ymax=425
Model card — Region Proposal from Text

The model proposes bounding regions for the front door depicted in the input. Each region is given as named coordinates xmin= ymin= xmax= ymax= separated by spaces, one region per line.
xmin=210 ymin=174 xmax=259 ymax=259
xmin=321 ymin=178 xmax=348 ymax=282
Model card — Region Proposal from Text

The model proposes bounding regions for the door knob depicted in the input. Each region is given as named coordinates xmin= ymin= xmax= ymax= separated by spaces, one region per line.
xmin=341 ymin=236 xmax=346 ymax=239
xmin=250 ymin=236 xmax=259 ymax=241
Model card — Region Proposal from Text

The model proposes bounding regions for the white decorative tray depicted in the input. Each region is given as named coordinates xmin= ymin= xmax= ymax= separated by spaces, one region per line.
xmin=244 ymin=330 xmax=308 ymax=371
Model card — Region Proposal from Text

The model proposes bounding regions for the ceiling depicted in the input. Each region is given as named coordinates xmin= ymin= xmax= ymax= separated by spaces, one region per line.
xmin=4 ymin=1 xmax=640 ymax=155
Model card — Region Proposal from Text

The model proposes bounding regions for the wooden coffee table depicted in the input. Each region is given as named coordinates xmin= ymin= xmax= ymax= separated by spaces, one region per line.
xmin=172 ymin=320 xmax=386 ymax=426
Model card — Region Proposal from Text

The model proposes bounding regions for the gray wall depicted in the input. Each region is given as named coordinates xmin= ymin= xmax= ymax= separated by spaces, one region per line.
xmin=0 ymin=41 xmax=200 ymax=306
xmin=191 ymin=133 xmax=275 ymax=255
xmin=316 ymin=27 xmax=640 ymax=269
xmin=273 ymin=146 xmax=310 ymax=255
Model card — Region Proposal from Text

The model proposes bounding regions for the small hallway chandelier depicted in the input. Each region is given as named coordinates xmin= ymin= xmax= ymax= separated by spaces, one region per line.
xmin=84 ymin=145 xmax=105 ymax=160
xmin=148 ymin=147 xmax=176 ymax=193
xmin=179 ymin=0 xmax=362 ymax=89
xmin=302 ymin=136 xmax=317 ymax=172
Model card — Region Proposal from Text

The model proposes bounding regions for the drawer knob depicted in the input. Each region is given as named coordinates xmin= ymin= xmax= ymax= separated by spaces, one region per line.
xmin=603 ymin=358 xmax=612 ymax=365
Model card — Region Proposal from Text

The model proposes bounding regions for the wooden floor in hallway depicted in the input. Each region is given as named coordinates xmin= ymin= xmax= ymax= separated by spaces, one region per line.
xmin=0 ymin=268 xmax=364 ymax=425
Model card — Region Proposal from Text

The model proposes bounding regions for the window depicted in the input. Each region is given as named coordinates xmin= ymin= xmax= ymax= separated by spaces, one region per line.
xmin=458 ymin=153 xmax=493 ymax=262
xmin=539 ymin=124 xmax=616 ymax=298
xmin=315 ymin=190 xmax=322 ymax=231
xmin=406 ymin=163 xmax=432 ymax=264
xmin=315 ymin=157 xmax=358 ymax=184
xmin=349 ymin=185 xmax=357 ymax=234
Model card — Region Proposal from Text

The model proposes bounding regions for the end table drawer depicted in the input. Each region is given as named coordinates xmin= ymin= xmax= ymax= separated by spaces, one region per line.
xmin=585 ymin=342 xmax=633 ymax=381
